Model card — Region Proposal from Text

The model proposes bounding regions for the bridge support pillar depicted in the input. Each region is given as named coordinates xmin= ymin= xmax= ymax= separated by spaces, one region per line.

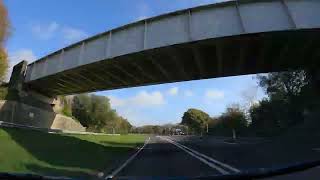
xmin=8 ymin=61 xmax=56 ymax=111
xmin=0 ymin=61 xmax=85 ymax=132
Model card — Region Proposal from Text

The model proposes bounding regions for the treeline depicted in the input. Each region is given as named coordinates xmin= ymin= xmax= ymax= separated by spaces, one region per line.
xmin=181 ymin=70 xmax=320 ymax=138
xmin=181 ymin=106 xmax=247 ymax=138
xmin=249 ymin=70 xmax=319 ymax=136
xmin=131 ymin=124 xmax=188 ymax=135
xmin=61 ymin=94 xmax=132 ymax=134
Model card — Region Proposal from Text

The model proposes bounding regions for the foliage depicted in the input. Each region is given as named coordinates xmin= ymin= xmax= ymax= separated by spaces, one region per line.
xmin=220 ymin=104 xmax=247 ymax=130
xmin=71 ymin=94 xmax=132 ymax=133
xmin=0 ymin=85 xmax=7 ymax=99
xmin=181 ymin=108 xmax=211 ymax=134
xmin=60 ymin=96 xmax=72 ymax=117
xmin=132 ymin=125 xmax=161 ymax=134
xmin=208 ymin=105 xmax=247 ymax=137
xmin=175 ymin=70 xmax=319 ymax=138
xmin=0 ymin=48 xmax=8 ymax=82
xmin=249 ymin=99 xmax=285 ymax=136
xmin=257 ymin=71 xmax=309 ymax=101
xmin=251 ymin=70 xmax=319 ymax=136
xmin=0 ymin=1 xmax=9 ymax=82
xmin=0 ymin=0 xmax=10 ymax=44
xmin=131 ymin=124 xmax=188 ymax=135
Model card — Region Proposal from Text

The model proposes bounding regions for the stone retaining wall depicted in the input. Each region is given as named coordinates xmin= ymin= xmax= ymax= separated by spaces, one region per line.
xmin=0 ymin=100 xmax=85 ymax=132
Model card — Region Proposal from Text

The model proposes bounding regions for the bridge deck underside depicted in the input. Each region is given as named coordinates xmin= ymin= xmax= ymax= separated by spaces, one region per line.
xmin=25 ymin=30 xmax=320 ymax=97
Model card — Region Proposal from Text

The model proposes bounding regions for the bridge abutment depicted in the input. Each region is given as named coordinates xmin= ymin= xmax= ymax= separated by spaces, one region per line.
xmin=8 ymin=61 xmax=56 ymax=110
xmin=0 ymin=61 xmax=85 ymax=132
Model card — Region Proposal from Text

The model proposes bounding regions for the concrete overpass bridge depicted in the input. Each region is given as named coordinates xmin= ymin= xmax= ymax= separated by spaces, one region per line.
xmin=19 ymin=0 xmax=320 ymax=97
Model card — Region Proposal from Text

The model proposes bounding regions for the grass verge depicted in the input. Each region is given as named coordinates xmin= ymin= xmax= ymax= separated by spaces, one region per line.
xmin=0 ymin=127 xmax=146 ymax=178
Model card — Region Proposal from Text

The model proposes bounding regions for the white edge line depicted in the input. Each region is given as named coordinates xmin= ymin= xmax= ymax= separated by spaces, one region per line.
xmin=160 ymin=136 xmax=229 ymax=175
xmin=105 ymin=137 xmax=150 ymax=179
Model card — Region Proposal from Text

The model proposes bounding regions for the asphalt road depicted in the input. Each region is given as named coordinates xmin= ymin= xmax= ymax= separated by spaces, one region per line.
xmin=115 ymin=136 xmax=223 ymax=178
xmin=108 ymin=135 xmax=320 ymax=180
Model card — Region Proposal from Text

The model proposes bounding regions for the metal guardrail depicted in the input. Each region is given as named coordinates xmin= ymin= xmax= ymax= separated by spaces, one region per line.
xmin=0 ymin=121 xmax=120 ymax=136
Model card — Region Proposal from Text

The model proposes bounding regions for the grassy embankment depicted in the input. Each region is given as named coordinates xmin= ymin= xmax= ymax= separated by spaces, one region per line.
xmin=0 ymin=127 xmax=146 ymax=178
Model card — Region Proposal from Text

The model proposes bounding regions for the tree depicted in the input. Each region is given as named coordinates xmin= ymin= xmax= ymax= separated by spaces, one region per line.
xmin=249 ymin=99 xmax=283 ymax=136
xmin=71 ymin=93 xmax=132 ymax=133
xmin=241 ymin=85 xmax=258 ymax=108
xmin=0 ymin=49 xmax=8 ymax=82
xmin=256 ymin=70 xmax=311 ymax=128
xmin=181 ymin=108 xmax=211 ymax=134
xmin=72 ymin=94 xmax=92 ymax=128
xmin=257 ymin=71 xmax=308 ymax=101
xmin=115 ymin=117 xmax=132 ymax=134
xmin=220 ymin=104 xmax=247 ymax=139
xmin=240 ymin=85 xmax=258 ymax=124
xmin=0 ymin=1 xmax=9 ymax=82
xmin=0 ymin=0 xmax=9 ymax=44
xmin=60 ymin=96 xmax=72 ymax=117
xmin=249 ymin=70 xmax=320 ymax=137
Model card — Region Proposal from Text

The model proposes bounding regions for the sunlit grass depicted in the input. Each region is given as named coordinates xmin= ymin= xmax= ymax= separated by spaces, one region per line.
xmin=0 ymin=128 xmax=146 ymax=178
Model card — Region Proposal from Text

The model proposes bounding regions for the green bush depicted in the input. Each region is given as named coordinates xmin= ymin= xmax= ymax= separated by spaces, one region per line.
xmin=0 ymin=86 xmax=8 ymax=100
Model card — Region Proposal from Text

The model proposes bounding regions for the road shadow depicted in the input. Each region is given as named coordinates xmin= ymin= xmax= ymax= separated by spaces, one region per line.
xmin=0 ymin=61 xmax=57 ymax=129
xmin=2 ymin=127 xmax=137 ymax=178
xmin=0 ymin=99 xmax=56 ymax=128
xmin=0 ymin=83 xmax=57 ymax=129
xmin=24 ymin=164 xmax=95 ymax=179
xmin=99 ymin=141 xmax=142 ymax=148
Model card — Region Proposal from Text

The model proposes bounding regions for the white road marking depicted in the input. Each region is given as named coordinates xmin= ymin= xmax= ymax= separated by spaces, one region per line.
xmin=223 ymin=142 xmax=238 ymax=145
xmin=161 ymin=137 xmax=229 ymax=175
xmin=175 ymin=140 xmax=241 ymax=173
xmin=105 ymin=137 xmax=150 ymax=179
xmin=313 ymin=148 xmax=320 ymax=152
xmin=160 ymin=136 xmax=241 ymax=174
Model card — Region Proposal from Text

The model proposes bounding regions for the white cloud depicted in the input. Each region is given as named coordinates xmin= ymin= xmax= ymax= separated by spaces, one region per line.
xmin=31 ymin=22 xmax=88 ymax=44
xmin=205 ymin=89 xmax=224 ymax=100
xmin=31 ymin=22 xmax=59 ymax=40
xmin=7 ymin=49 xmax=37 ymax=80
xmin=184 ymin=90 xmax=193 ymax=97
xmin=109 ymin=90 xmax=165 ymax=108
xmin=167 ymin=87 xmax=179 ymax=96
xmin=107 ymin=91 xmax=166 ymax=126
xmin=62 ymin=27 xmax=88 ymax=43
xmin=132 ymin=91 xmax=165 ymax=106
xmin=108 ymin=96 xmax=125 ymax=107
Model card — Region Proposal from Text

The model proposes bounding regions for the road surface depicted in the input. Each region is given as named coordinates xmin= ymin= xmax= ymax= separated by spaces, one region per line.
xmin=106 ymin=135 xmax=320 ymax=179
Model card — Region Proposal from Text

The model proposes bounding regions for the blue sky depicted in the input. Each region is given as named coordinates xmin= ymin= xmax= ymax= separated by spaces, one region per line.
xmin=4 ymin=0 xmax=266 ymax=126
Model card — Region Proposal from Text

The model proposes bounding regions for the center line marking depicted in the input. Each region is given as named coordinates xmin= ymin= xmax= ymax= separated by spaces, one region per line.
xmin=160 ymin=136 xmax=240 ymax=174
xmin=105 ymin=137 xmax=150 ymax=179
